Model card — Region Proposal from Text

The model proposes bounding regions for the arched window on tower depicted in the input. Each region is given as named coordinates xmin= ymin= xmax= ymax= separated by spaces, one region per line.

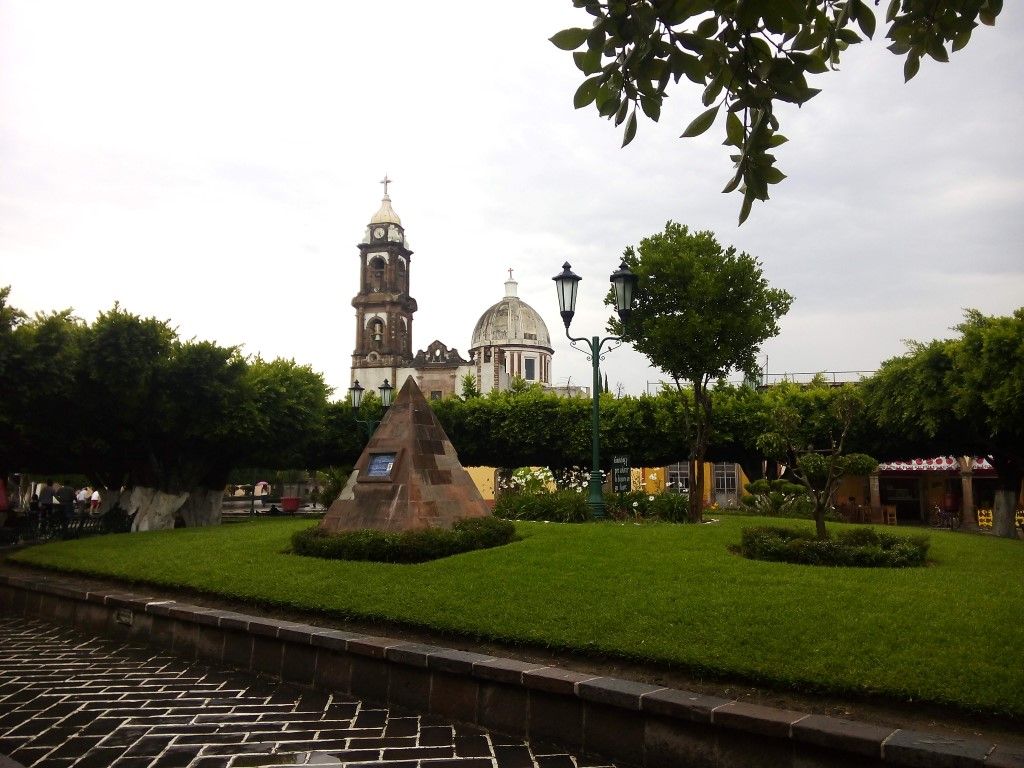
xmin=369 ymin=318 xmax=385 ymax=350
xmin=368 ymin=256 xmax=386 ymax=293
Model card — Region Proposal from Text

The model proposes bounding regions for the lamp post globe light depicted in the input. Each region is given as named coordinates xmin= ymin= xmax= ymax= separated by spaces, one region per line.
xmin=348 ymin=378 xmax=394 ymax=438
xmin=553 ymin=260 xmax=638 ymax=519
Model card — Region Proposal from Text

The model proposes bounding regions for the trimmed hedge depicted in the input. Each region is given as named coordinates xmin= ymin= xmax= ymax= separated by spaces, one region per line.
xmin=291 ymin=516 xmax=516 ymax=564
xmin=739 ymin=525 xmax=930 ymax=568
xmin=493 ymin=490 xmax=591 ymax=522
xmin=605 ymin=490 xmax=689 ymax=522
xmin=494 ymin=489 xmax=692 ymax=523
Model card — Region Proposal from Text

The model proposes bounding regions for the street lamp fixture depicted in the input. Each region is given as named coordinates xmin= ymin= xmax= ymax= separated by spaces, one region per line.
xmin=552 ymin=259 xmax=638 ymax=518
xmin=348 ymin=378 xmax=393 ymax=437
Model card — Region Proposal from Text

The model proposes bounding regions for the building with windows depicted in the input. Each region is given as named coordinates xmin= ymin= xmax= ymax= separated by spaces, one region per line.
xmin=349 ymin=185 xmax=557 ymax=399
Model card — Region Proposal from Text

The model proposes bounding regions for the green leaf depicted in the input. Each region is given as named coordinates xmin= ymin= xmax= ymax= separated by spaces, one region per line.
xmin=550 ymin=28 xmax=590 ymax=51
xmin=885 ymin=0 xmax=900 ymax=23
xmin=696 ymin=17 xmax=719 ymax=37
xmin=722 ymin=168 xmax=743 ymax=194
xmin=952 ymin=26 xmax=973 ymax=52
xmin=903 ymin=54 xmax=920 ymax=82
xmin=767 ymin=133 xmax=789 ymax=148
xmin=622 ymin=110 xmax=638 ymax=147
xmin=573 ymin=48 xmax=603 ymax=75
xmin=573 ymin=76 xmax=602 ymax=109
xmin=927 ymin=38 xmax=949 ymax=62
xmin=725 ymin=110 xmax=744 ymax=147
xmin=702 ymin=78 xmax=723 ymax=107
xmin=762 ymin=166 xmax=787 ymax=184
xmin=680 ymin=105 xmax=720 ymax=138
xmin=854 ymin=2 xmax=876 ymax=39
xmin=640 ymin=94 xmax=662 ymax=121
xmin=773 ymin=0 xmax=807 ymax=24
xmin=738 ymin=189 xmax=755 ymax=225
xmin=614 ymin=98 xmax=629 ymax=126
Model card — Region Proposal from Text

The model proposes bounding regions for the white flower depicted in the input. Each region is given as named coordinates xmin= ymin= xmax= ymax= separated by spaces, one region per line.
xmin=648 ymin=495 xmax=655 ymax=502
xmin=632 ymin=501 xmax=638 ymax=508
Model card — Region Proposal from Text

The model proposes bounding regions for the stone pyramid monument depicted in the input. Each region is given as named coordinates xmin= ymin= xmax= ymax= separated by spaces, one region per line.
xmin=320 ymin=376 xmax=490 ymax=533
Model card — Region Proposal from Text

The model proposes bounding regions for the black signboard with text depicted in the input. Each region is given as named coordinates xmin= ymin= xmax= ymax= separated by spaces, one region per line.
xmin=612 ymin=455 xmax=630 ymax=493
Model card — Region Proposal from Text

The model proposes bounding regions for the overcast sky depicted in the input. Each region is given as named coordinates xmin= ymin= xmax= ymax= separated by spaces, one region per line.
xmin=3 ymin=2 xmax=1021 ymax=399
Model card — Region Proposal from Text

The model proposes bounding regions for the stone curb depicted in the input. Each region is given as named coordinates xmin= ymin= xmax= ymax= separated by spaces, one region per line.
xmin=0 ymin=574 xmax=1016 ymax=768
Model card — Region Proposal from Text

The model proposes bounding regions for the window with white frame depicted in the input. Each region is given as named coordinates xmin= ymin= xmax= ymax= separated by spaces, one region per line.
xmin=667 ymin=462 xmax=689 ymax=493
xmin=713 ymin=462 xmax=738 ymax=494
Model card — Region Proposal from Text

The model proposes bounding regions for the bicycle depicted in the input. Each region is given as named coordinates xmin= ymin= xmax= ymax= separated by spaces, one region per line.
xmin=930 ymin=504 xmax=961 ymax=530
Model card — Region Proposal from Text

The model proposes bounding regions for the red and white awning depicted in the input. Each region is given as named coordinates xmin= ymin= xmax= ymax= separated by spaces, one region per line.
xmin=876 ymin=456 xmax=994 ymax=472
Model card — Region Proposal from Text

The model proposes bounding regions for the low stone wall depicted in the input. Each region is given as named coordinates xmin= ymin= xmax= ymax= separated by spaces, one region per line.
xmin=0 ymin=573 xmax=1018 ymax=768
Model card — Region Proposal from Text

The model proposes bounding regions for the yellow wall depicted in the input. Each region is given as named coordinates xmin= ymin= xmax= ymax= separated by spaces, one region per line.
xmin=466 ymin=467 xmax=496 ymax=500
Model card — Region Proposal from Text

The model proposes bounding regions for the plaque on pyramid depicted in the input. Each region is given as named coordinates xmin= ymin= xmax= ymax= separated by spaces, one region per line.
xmin=320 ymin=376 xmax=490 ymax=533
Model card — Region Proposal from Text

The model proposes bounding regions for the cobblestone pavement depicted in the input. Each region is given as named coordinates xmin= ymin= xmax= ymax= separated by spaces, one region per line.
xmin=0 ymin=618 xmax=616 ymax=768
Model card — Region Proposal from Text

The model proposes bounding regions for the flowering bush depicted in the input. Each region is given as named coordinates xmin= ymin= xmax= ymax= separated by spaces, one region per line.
xmin=604 ymin=490 xmax=689 ymax=522
xmin=493 ymin=490 xmax=591 ymax=523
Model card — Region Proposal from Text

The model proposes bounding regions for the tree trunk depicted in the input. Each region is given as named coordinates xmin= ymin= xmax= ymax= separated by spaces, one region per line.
xmin=814 ymin=499 xmax=828 ymax=539
xmin=119 ymin=486 xmax=189 ymax=531
xmin=688 ymin=383 xmax=712 ymax=524
xmin=987 ymin=455 xmax=1021 ymax=539
xmin=176 ymin=488 xmax=223 ymax=528
xmin=689 ymin=458 xmax=703 ymax=523
xmin=992 ymin=489 xmax=1019 ymax=539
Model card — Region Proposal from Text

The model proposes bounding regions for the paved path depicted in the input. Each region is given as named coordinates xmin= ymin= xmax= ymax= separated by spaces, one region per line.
xmin=0 ymin=617 xmax=615 ymax=768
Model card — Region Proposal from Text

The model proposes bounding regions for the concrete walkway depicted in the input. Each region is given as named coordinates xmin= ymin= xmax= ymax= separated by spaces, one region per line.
xmin=0 ymin=617 xmax=614 ymax=768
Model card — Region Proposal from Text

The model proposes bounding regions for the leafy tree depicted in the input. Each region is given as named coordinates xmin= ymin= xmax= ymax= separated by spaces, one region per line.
xmin=740 ymin=478 xmax=811 ymax=517
xmin=240 ymin=357 xmax=331 ymax=472
xmin=758 ymin=380 xmax=877 ymax=538
xmin=460 ymin=372 xmax=481 ymax=399
xmin=2 ymin=297 xmax=337 ymax=527
xmin=609 ymin=222 xmax=792 ymax=521
xmin=6 ymin=308 xmax=89 ymax=475
xmin=551 ymin=0 xmax=1002 ymax=223
xmin=864 ymin=308 xmax=1024 ymax=537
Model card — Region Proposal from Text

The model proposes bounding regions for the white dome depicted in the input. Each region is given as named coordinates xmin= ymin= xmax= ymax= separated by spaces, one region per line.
xmin=471 ymin=278 xmax=552 ymax=350
xmin=369 ymin=194 xmax=402 ymax=225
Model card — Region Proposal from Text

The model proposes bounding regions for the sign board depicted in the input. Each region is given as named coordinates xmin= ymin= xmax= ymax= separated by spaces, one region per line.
xmin=612 ymin=455 xmax=631 ymax=493
xmin=366 ymin=453 xmax=396 ymax=478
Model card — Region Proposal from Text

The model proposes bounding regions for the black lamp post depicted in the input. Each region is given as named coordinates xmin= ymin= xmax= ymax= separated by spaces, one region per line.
xmin=552 ymin=260 xmax=638 ymax=518
xmin=348 ymin=378 xmax=394 ymax=438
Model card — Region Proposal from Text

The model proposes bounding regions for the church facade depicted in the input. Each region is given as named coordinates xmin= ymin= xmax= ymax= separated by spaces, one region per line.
xmin=350 ymin=185 xmax=556 ymax=400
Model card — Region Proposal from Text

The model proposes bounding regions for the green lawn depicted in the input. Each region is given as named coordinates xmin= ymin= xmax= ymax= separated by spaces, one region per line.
xmin=9 ymin=517 xmax=1024 ymax=717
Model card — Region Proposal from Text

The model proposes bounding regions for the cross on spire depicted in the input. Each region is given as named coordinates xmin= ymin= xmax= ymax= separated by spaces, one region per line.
xmin=380 ymin=174 xmax=392 ymax=196
xmin=508 ymin=268 xmax=514 ymax=280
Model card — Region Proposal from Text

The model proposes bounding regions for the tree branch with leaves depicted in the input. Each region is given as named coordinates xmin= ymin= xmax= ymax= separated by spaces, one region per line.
xmin=552 ymin=0 xmax=1002 ymax=223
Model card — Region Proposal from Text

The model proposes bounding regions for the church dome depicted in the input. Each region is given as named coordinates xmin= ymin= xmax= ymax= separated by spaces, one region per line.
xmin=471 ymin=276 xmax=552 ymax=350
xmin=370 ymin=193 xmax=402 ymax=225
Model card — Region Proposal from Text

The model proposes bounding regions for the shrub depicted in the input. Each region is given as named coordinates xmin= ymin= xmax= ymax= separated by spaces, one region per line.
xmin=494 ymin=490 xmax=591 ymax=522
xmin=739 ymin=525 xmax=929 ymax=568
xmin=291 ymin=516 xmax=517 ymax=563
xmin=604 ymin=491 xmax=690 ymax=522
xmin=739 ymin=479 xmax=816 ymax=518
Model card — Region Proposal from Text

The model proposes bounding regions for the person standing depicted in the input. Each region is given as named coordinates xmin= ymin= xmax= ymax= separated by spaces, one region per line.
xmin=55 ymin=482 xmax=75 ymax=527
xmin=90 ymin=488 xmax=101 ymax=514
xmin=39 ymin=481 xmax=55 ymax=526
xmin=76 ymin=487 xmax=89 ymax=515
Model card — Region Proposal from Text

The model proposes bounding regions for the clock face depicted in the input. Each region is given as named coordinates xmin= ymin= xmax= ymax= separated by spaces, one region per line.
xmin=374 ymin=227 xmax=385 ymax=239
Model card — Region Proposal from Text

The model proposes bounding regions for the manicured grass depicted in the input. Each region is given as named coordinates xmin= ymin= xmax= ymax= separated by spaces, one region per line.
xmin=10 ymin=516 xmax=1024 ymax=717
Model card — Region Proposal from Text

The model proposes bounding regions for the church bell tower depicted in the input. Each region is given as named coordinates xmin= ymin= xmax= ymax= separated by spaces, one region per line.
xmin=351 ymin=177 xmax=417 ymax=387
